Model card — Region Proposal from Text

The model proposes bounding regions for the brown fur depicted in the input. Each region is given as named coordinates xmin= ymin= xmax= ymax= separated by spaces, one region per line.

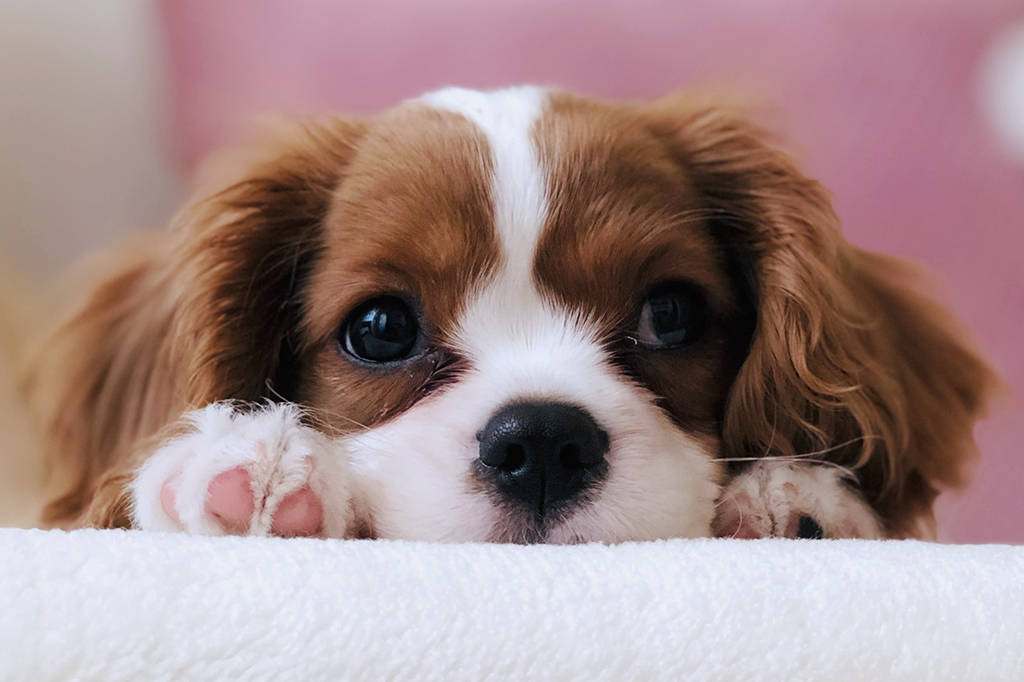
xmin=24 ymin=119 xmax=366 ymax=527
xmin=533 ymin=93 xmax=750 ymax=437
xmin=647 ymin=94 xmax=1000 ymax=537
xmin=298 ymin=105 xmax=501 ymax=431
xmin=23 ymin=91 xmax=1000 ymax=537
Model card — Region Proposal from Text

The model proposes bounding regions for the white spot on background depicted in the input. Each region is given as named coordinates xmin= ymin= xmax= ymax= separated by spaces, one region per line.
xmin=979 ymin=23 xmax=1024 ymax=166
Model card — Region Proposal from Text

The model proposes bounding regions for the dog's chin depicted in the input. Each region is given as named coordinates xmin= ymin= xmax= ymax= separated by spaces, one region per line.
xmin=486 ymin=509 xmax=552 ymax=545
xmin=484 ymin=495 xmax=594 ymax=545
xmin=485 ymin=499 xmax=713 ymax=545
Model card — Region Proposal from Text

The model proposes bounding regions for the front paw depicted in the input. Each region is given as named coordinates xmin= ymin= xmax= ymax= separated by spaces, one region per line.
xmin=712 ymin=460 xmax=883 ymax=539
xmin=131 ymin=402 xmax=353 ymax=537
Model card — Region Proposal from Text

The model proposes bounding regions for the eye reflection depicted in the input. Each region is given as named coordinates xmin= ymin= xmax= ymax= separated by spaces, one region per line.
xmin=340 ymin=296 xmax=419 ymax=363
xmin=636 ymin=282 xmax=707 ymax=350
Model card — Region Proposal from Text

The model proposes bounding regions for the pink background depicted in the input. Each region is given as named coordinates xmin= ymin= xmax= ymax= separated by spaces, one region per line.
xmin=159 ymin=0 xmax=1024 ymax=543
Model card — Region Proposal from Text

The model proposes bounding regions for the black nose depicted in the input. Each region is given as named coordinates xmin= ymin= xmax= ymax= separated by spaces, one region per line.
xmin=476 ymin=402 xmax=609 ymax=516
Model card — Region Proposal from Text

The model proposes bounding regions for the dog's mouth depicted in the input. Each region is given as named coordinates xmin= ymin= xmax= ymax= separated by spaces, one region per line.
xmin=487 ymin=509 xmax=559 ymax=544
xmin=484 ymin=493 xmax=597 ymax=545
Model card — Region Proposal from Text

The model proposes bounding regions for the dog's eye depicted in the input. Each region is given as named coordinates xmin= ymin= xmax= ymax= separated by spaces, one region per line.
xmin=340 ymin=296 xmax=420 ymax=363
xmin=636 ymin=282 xmax=707 ymax=349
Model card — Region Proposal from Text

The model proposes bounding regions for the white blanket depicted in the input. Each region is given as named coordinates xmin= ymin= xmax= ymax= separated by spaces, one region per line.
xmin=1 ymin=529 xmax=1022 ymax=681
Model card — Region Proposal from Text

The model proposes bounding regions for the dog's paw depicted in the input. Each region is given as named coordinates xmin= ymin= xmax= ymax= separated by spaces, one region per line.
xmin=712 ymin=460 xmax=883 ymax=539
xmin=130 ymin=402 xmax=353 ymax=537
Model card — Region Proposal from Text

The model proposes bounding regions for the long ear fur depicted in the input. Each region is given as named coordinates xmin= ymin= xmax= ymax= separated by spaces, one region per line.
xmin=648 ymin=95 xmax=1001 ymax=538
xmin=22 ymin=236 xmax=180 ymax=526
xmin=172 ymin=118 xmax=365 ymax=405
xmin=23 ymin=119 xmax=364 ymax=527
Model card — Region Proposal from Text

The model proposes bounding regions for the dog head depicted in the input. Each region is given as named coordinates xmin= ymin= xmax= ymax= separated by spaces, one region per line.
xmin=37 ymin=87 xmax=998 ymax=540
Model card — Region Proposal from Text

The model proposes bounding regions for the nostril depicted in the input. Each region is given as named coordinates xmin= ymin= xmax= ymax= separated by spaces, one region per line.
xmin=476 ymin=402 xmax=610 ymax=514
xmin=559 ymin=443 xmax=581 ymax=468
xmin=503 ymin=443 xmax=527 ymax=471
xmin=479 ymin=437 xmax=528 ymax=471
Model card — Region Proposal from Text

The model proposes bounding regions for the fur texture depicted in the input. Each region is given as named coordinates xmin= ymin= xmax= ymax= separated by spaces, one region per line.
xmin=22 ymin=88 xmax=999 ymax=542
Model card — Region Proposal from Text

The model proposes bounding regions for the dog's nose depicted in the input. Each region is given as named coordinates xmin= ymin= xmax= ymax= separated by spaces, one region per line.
xmin=476 ymin=402 xmax=609 ymax=516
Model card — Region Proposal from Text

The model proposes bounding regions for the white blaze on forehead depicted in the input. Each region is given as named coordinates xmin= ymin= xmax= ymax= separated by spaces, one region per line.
xmin=419 ymin=86 xmax=549 ymax=284
xmin=420 ymin=87 xmax=597 ymax=383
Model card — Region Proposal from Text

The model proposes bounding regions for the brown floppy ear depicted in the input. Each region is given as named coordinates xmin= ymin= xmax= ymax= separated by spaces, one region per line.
xmin=22 ymin=235 xmax=180 ymax=527
xmin=23 ymin=118 xmax=365 ymax=527
xmin=172 ymin=118 xmax=365 ymax=405
xmin=647 ymin=95 xmax=1001 ymax=538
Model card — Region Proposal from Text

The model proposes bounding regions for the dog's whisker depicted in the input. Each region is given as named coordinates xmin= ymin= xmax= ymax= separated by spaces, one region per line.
xmin=718 ymin=455 xmax=859 ymax=481
xmin=720 ymin=435 xmax=877 ymax=465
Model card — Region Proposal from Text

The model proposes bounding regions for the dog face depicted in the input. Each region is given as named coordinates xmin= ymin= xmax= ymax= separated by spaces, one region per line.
xmin=32 ymin=87 xmax=997 ymax=540
xmin=297 ymin=88 xmax=745 ymax=542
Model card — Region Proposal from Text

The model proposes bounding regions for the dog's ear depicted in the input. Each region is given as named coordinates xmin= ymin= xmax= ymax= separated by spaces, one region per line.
xmin=647 ymin=95 xmax=1001 ymax=538
xmin=172 ymin=119 xmax=365 ymax=405
xmin=23 ymin=235 xmax=180 ymax=526
xmin=23 ymin=119 xmax=365 ymax=527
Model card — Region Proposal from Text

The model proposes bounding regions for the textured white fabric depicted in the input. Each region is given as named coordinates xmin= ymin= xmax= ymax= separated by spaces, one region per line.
xmin=1 ymin=529 xmax=1022 ymax=682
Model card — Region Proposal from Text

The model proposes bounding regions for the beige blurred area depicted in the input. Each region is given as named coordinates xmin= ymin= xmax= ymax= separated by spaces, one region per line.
xmin=0 ymin=1 xmax=184 ymax=526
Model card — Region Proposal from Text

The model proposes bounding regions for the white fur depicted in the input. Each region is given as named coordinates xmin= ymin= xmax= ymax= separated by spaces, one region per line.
xmin=131 ymin=403 xmax=354 ymax=537
xmin=419 ymin=85 xmax=548 ymax=281
xmin=714 ymin=460 xmax=883 ymax=539
xmin=344 ymin=311 xmax=722 ymax=542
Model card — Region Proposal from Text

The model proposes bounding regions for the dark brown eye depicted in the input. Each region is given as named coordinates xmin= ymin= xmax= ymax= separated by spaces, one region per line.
xmin=340 ymin=296 xmax=419 ymax=363
xmin=636 ymin=282 xmax=707 ymax=349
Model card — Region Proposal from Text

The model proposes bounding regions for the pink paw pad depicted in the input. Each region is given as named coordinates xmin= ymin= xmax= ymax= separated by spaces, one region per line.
xmin=206 ymin=467 xmax=256 ymax=533
xmin=159 ymin=466 xmax=324 ymax=536
xmin=270 ymin=486 xmax=323 ymax=537
xmin=712 ymin=493 xmax=764 ymax=539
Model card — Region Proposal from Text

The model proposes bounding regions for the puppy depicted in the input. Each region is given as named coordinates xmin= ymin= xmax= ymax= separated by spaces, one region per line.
xmin=24 ymin=87 xmax=998 ymax=542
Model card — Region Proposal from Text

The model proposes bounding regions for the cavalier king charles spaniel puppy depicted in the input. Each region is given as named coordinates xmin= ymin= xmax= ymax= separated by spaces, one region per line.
xmin=25 ymin=87 xmax=998 ymax=543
